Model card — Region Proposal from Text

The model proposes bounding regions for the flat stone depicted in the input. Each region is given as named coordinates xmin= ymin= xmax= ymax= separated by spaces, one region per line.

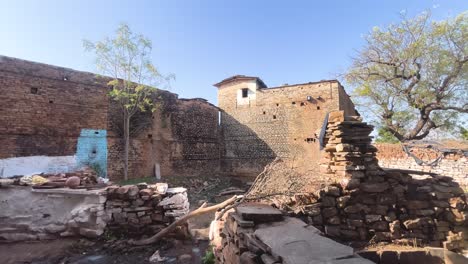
xmin=254 ymin=217 xmax=354 ymax=263
xmin=236 ymin=204 xmax=283 ymax=223
xmin=359 ymin=182 xmax=389 ymax=193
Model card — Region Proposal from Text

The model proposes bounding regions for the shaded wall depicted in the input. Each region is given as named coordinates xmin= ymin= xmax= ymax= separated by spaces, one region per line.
xmin=217 ymin=80 xmax=351 ymax=177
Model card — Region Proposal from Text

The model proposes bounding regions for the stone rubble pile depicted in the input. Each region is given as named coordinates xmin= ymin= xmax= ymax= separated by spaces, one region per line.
xmin=299 ymin=111 xmax=468 ymax=250
xmin=212 ymin=203 xmax=371 ymax=264
xmin=105 ymin=183 xmax=189 ymax=235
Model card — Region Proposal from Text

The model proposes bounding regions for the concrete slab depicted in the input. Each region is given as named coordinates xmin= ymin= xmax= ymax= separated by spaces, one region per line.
xmin=254 ymin=217 xmax=368 ymax=264
xmin=236 ymin=203 xmax=283 ymax=223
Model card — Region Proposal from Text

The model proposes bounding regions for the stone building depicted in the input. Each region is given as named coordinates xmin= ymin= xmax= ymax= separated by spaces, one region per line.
xmin=215 ymin=75 xmax=357 ymax=176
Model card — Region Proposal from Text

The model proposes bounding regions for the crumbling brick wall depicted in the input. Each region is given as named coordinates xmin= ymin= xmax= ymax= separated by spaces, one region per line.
xmin=376 ymin=143 xmax=468 ymax=187
xmin=0 ymin=56 xmax=221 ymax=180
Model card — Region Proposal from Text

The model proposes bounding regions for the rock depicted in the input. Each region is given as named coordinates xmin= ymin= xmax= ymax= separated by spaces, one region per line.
xmin=433 ymin=184 xmax=463 ymax=195
xmin=370 ymin=221 xmax=388 ymax=231
xmin=178 ymin=254 xmax=192 ymax=263
xmin=154 ymin=183 xmax=168 ymax=194
xmin=321 ymin=196 xmax=336 ymax=207
xmin=344 ymin=204 xmax=369 ymax=214
xmin=149 ymin=250 xmax=167 ymax=263
xmin=365 ymin=215 xmax=381 ymax=223
xmin=303 ymin=203 xmax=321 ymax=216
xmin=79 ymin=228 xmax=103 ymax=238
xmin=336 ymin=196 xmax=350 ymax=208
xmin=325 ymin=225 xmax=341 ymax=237
xmin=406 ymin=200 xmax=429 ymax=209
xmin=360 ymin=182 xmax=389 ymax=193
xmin=66 ymin=176 xmax=81 ymax=188
xmin=327 ymin=216 xmax=341 ymax=225
xmin=128 ymin=186 xmax=139 ymax=197
xmin=236 ymin=204 xmax=283 ymax=223
xmin=322 ymin=207 xmax=338 ymax=218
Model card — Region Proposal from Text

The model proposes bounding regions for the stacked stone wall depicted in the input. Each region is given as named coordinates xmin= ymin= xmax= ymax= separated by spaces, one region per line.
xmin=105 ymin=184 xmax=189 ymax=236
xmin=295 ymin=111 xmax=468 ymax=250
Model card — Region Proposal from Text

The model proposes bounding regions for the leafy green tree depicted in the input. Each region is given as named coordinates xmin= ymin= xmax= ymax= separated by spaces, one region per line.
xmin=345 ymin=11 xmax=467 ymax=142
xmin=84 ymin=24 xmax=171 ymax=180
xmin=375 ymin=127 xmax=399 ymax=143
xmin=461 ymin=126 xmax=468 ymax=141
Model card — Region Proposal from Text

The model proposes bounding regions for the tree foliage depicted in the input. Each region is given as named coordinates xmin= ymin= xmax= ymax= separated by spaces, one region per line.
xmin=84 ymin=24 xmax=172 ymax=179
xmin=346 ymin=11 xmax=467 ymax=142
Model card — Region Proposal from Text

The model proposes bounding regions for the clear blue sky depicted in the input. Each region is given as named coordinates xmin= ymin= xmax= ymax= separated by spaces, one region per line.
xmin=1 ymin=0 xmax=466 ymax=104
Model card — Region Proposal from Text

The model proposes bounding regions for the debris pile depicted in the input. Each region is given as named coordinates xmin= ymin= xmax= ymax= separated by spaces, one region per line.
xmin=212 ymin=203 xmax=372 ymax=263
xmin=105 ymin=183 xmax=189 ymax=236
xmin=3 ymin=166 xmax=103 ymax=189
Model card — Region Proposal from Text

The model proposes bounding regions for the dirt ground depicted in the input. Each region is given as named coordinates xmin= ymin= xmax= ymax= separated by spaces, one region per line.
xmin=0 ymin=237 xmax=210 ymax=264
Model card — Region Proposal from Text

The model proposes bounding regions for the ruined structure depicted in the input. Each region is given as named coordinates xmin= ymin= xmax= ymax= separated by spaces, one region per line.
xmin=0 ymin=183 xmax=189 ymax=241
xmin=1 ymin=57 xmax=358 ymax=180
xmin=216 ymin=75 xmax=357 ymax=176
xmin=0 ymin=56 xmax=221 ymax=180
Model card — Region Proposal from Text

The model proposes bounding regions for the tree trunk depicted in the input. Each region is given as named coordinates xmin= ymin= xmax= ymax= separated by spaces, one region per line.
xmin=123 ymin=112 xmax=130 ymax=181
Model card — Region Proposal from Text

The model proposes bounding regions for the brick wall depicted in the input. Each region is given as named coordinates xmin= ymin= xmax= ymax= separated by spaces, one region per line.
xmin=0 ymin=56 xmax=221 ymax=180
xmin=376 ymin=143 xmax=468 ymax=187
xmin=217 ymin=78 xmax=357 ymax=177
xmin=0 ymin=56 xmax=108 ymax=159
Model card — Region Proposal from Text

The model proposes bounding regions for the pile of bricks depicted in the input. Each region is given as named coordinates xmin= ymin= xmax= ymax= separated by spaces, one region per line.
xmin=302 ymin=111 xmax=468 ymax=250
xmin=105 ymin=183 xmax=189 ymax=235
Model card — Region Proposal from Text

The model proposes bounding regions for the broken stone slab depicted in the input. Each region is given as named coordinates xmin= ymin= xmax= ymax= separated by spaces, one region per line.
xmin=166 ymin=187 xmax=187 ymax=194
xmin=158 ymin=193 xmax=188 ymax=207
xmin=235 ymin=203 xmax=283 ymax=223
xmin=254 ymin=217 xmax=356 ymax=264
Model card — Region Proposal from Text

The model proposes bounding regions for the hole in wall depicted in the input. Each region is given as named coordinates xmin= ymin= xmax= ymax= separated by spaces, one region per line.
xmin=305 ymin=138 xmax=315 ymax=143
xmin=276 ymin=103 xmax=279 ymax=107
xmin=42 ymin=214 xmax=50 ymax=218
xmin=94 ymin=131 xmax=99 ymax=134
xmin=30 ymin=87 xmax=38 ymax=94
xmin=148 ymin=134 xmax=153 ymax=139
xmin=292 ymin=102 xmax=296 ymax=105
xmin=263 ymin=111 xmax=266 ymax=115
xmin=273 ymin=115 xmax=277 ymax=119
xmin=49 ymin=100 xmax=54 ymax=104
xmin=317 ymin=106 xmax=320 ymax=110
xmin=300 ymin=102 xmax=305 ymax=106
xmin=92 ymin=150 xmax=97 ymax=154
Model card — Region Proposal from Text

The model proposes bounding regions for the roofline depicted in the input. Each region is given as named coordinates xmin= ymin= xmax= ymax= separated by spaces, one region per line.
xmin=265 ymin=79 xmax=340 ymax=90
xmin=213 ymin=75 xmax=267 ymax=88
